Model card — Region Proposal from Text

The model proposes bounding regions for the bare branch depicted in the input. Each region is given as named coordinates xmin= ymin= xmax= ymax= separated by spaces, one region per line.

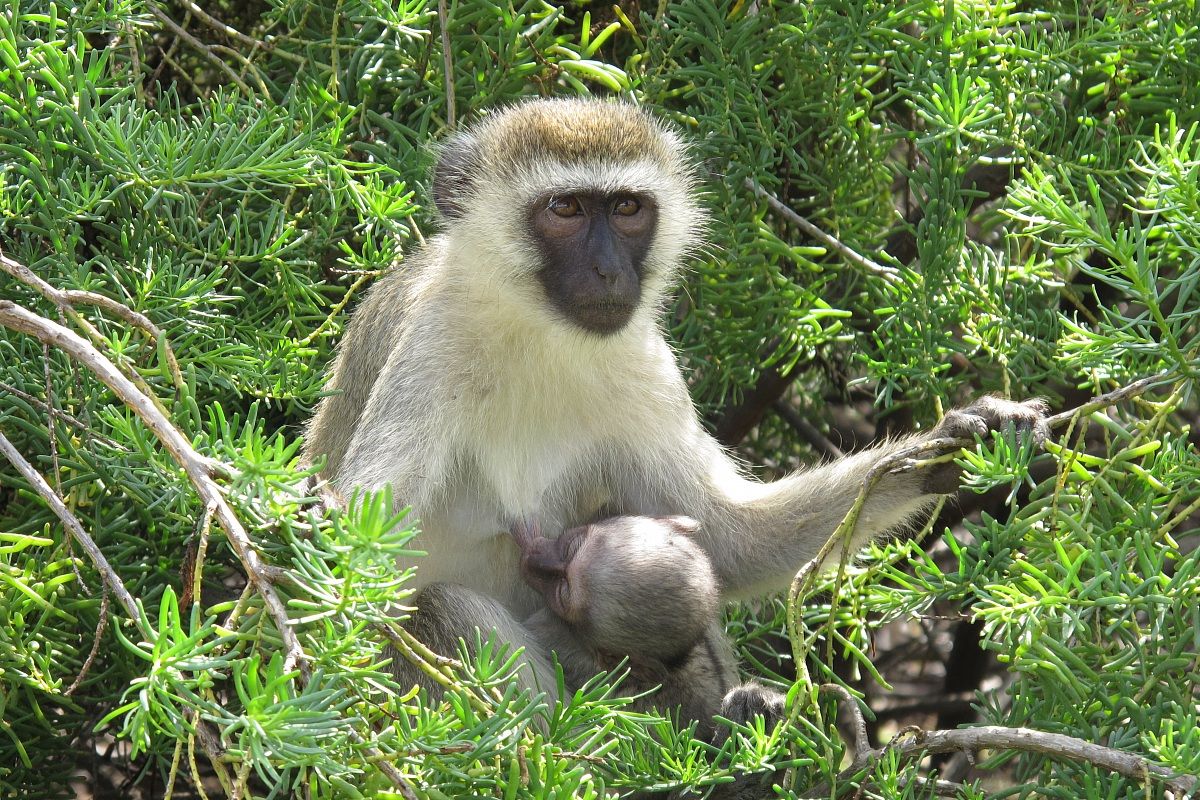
xmin=65 ymin=590 xmax=111 ymax=696
xmin=812 ymin=688 xmax=1197 ymax=798
xmin=786 ymin=368 xmax=1188 ymax=691
xmin=1045 ymin=369 xmax=1179 ymax=430
xmin=0 ymin=380 xmax=123 ymax=449
xmin=0 ymin=299 xmax=306 ymax=675
xmin=744 ymin=178 xmax=900 ymax=282
xmin=143 ymin=0 xmax=253 ymax=95
xmin=0 ymin=430 xmax=142 ymax=624
xmin=820 ymin=684 xmax=869 ymax=768
xmin=374 ymin=621 xmax=493 ymax=715
xmin=172 ymin=0 xmax=304 ymax=63
xmin=886 ymin=727 xmax=1195 ymax=797
xmin=0 ymin=253 xmax=185 ymax=396
xmin=772 ymin=400 xmax=845 ymax=459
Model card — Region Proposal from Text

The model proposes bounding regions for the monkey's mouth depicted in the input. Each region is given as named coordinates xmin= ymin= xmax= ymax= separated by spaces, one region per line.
xmin=570 ymin=302 xmax=637 ymax=335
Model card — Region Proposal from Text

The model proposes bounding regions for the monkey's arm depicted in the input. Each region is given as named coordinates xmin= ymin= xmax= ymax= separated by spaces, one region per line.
xmin=304 ymin=256 xmax=435 ymax=478
xmin=624 ymin=397 xmax=1048 ymax=600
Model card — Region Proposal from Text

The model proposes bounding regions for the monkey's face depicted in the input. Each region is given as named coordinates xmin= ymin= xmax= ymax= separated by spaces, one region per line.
xmin=527 ymin=190 xmax=658 ymax=335
xmin=430 ymin=99 xmax=707 ymax=336
xmin=513 ymin=516 xmax=718 ymax=663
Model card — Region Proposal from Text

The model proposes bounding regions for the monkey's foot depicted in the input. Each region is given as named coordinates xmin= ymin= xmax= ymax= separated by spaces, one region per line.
xmin=922 ymin=396 xmax=1050 ymax=494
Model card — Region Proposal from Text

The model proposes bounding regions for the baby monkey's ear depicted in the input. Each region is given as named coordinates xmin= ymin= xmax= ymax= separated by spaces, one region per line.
xmin=655 ymin=515 xmax=700 ymax=535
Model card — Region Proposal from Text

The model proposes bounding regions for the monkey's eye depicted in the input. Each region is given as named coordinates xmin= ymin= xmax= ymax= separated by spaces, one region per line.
xmin=548 ymin=195 xmax=582 ymax=217
xmin=613 ymin=197 xmax=641 ymax=216
xmin=552 ymin=580 xmax=575 ymax=618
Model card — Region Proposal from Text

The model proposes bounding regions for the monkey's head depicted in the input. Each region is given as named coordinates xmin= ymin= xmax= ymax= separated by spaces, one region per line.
xmin=510 ymin=516 xmax=720 ymax=666
xmin=432 ymin=98 xmax=705 ymax=336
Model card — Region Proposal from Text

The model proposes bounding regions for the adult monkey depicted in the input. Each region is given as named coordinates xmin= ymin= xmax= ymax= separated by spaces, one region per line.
xmin=305 ymin=97 xmax=1047 ymax=694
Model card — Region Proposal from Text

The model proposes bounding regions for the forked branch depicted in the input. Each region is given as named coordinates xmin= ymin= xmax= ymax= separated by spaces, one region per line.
xmin=0 ymin=298 xmax=305 ymax=675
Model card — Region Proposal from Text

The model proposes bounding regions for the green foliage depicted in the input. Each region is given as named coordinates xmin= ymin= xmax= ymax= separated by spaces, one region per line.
xmin=1 ymin=0 xmax=1199 ymax=797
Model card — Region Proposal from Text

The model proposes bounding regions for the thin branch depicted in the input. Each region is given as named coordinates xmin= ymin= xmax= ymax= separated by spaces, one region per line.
xmin=0 ymin=254 xmax=184 ymax=396
xmin=374 ymin=621 xmax=493 ymax=715
xmin=808 ymin=691 xmax=1196 ymax=798
xmin=298 ymin=272 xmax=373 ymax=347
xmin=438 ymin=0 xmax=456 ymax=128
xmin=744 ymin=178 xmax=900 ymax=282
xmin=714 ymin=359 xmax=804 ymax=446
xmin=820 ymin=684 xmax=869 ymax=760
xmin=143 ymin=0 xmax=253 ymax=95
xmin=898 ymin=776 xmax=967 ymax=797
xmin=0 ymin=430 xmax=142 ymax=624
xmin=0 ymin=380 xmax=123 ymax=449
xmin=65 ymin=590 xmax=111 ymax=696
xmin=772 ymin=399 xmax=845 ymax=459
xmin=347 ymin=730 xmax=420 ymax=800
xmin=1045 ymin=369 xmax=1178 ymax=430
xmin=882 ymin=727 xmax=1194 ymax=797
xmin=0 ymin=299 xmax=306 ymax=675
xmin=884 ymin=155 xmax=1016 ymax=265
xmin=786 ymin=369 xmax=1186 ymax=698
xmin=172 ymin=0 xmax=304 ymax=63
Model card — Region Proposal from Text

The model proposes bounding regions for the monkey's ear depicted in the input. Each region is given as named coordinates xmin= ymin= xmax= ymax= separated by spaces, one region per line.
xmin=656 ymin=516 xmax=700 ymax=535
xmin=431 ymin=134 xmax=479 ymax=219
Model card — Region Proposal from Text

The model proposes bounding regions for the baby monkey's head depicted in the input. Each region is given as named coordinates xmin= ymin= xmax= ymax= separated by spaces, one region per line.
xmin=510 ymin=515 xmax=720 ymax=665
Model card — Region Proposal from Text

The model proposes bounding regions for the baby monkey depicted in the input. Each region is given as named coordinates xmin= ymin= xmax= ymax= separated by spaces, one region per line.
xmin=509 ymin=516 xmax=784 ymax=743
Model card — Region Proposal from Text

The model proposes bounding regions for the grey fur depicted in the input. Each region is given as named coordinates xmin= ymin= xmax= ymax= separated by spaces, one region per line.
xmin=511 ymin=516 xmax=739 ymax=739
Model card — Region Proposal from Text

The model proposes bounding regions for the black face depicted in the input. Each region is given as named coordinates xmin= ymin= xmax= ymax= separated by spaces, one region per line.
xmin=515 ymin=523 xmax=589 ymax=623
xmin=528 ymin=191 xmax=657 ymax=335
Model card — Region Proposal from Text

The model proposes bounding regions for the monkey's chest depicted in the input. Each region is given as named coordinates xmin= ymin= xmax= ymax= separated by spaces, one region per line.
xmin=472 ymin=430 xmax=608 ymax=520
xmin=463 ymin=380 xmax=616 ymax=518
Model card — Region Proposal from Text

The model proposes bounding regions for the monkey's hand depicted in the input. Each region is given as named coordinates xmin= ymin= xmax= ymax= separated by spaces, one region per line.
xmin=711 ymin=681 xmax=787 ymax=746
xmin=921 ymin=396 xmax=1050 ymax=494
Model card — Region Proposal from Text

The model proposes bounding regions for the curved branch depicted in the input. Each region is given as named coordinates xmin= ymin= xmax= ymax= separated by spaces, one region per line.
xmin=0 ymin=253 xmax=185 ymax=396
xmin=0 ymin=299 xmax=305 ymax=675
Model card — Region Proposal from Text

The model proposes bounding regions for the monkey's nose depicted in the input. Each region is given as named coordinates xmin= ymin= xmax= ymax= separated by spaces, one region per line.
xmin=521 ymin=548 xmax=565 ymax=587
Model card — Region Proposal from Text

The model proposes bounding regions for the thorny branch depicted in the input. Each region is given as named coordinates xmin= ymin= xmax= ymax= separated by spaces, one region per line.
xmin=0 ymin=297 xmax=306 ymax=675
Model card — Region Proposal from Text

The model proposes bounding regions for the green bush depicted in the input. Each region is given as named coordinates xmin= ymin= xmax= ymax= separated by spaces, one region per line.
xmin=1 ymin=0 xmax=1197 ymax=797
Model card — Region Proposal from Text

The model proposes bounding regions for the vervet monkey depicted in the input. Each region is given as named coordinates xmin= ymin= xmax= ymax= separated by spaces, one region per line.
xmin=509 ymin=516 xmax=748 ymax=735
xmin=305 ymin=98 xmax=1048 ymax=693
